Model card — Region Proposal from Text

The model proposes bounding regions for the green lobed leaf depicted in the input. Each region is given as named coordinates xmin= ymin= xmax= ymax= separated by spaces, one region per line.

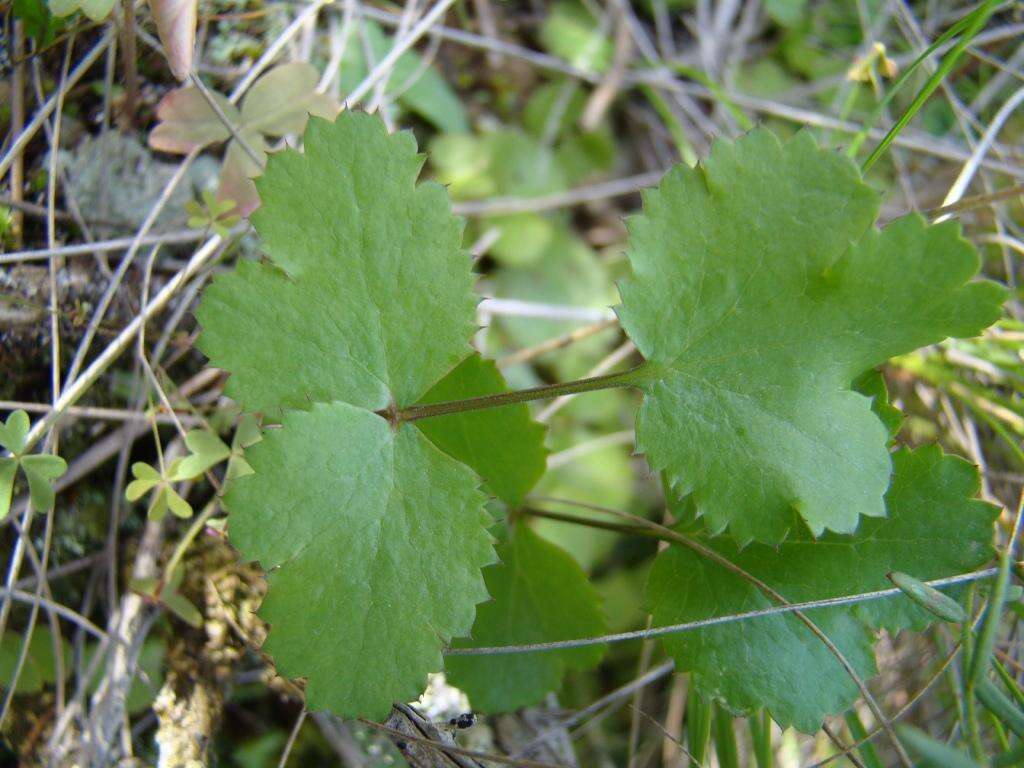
xmin=852 ymin=369 xmax=904 ymax=440
xmin=198 ymin=112 xmax=478 ymax=415
xmin=226 ymin=404 xmax=493 ymax=718
xmin=446 ymin=524 xmax=606 ymax=712
xmin=198 ymin=111 xmax=496 ymax=719
xmin=645 ymin=446 xmax=998 ymax=731
xmin=618 ymin=129 xmax=1005 ymax=544
xmin=415 ymin=354 xmax=548 ymax=505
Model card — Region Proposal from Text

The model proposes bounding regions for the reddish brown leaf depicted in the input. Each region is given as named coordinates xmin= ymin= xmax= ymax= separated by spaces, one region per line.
xmin=149 ymin=0 xmax=197 ymax=80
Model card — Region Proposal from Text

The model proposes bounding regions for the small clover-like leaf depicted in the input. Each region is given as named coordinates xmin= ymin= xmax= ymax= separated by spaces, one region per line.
xmin=147 ymin=486 xmax=171 ymax=521
xmin=125 ymin=461 xmax=193 ymax=520
xmin=185 ymin=208 xmax=206 ymax=230
xmin=0 ymin=414 xmax=68 ymax=516
xmin=645 ymin=446 xmax=997 ymax=731
xmin=200 ymin=189 xmax=219 ymax=211
xmin=0 ymin=458 xmax=18 ymax=520
xmin=21 ymin=454 xmax=68 ymax=512
xmin=125 ymin=462 xmax=161 ymax=501
xmin=233 ymin=414 xmax=261 ymax=449
xmin=165 ymin=487 xmax=193 ymax=519
xmin=48 ymin=0 xmax=113 ymax=21
xmin=186 ymin=191 xmax=241 ymax=236
xmin=225 ymin=414 xmax=261 ymax=483
xmin=618 ymin=130 xmax=1005 ymax=544
xmin=0 ymin=410 xmax=30 ymax=455
xmin=169 ymin=429 xmax=230 ymax=481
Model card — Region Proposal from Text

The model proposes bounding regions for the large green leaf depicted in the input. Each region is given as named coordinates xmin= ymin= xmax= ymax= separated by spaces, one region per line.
xmin=227 ymin=404 xmax=493 ymax=717
xmin=416 ymin=354 xmax=548 ymax=506
xmin=197 ymin=112 xmax=494 ymax=718
xmin=618 ymin=129 xmax=1005 ymax=544
xmin=645 ymin=446 xmax=997 ymax=732
xmin=446 ymin=524 xmax=606 ymax=711
xmin=198 ymin=112 xmax=477 ymax=414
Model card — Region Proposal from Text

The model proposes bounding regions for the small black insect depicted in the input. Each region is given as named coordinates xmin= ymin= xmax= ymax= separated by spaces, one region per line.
xmin=447 ymin=712 xmax=477 ymax=730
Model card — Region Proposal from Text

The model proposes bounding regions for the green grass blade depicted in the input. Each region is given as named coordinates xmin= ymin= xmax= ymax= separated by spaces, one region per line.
xmin=897 ymin=726 xmax=982 ymax=768
xmin=860 ymin=0 xmax=999 ymax=172
xmin=977 ymin=676 xmax=1024 ymax=740
xmin=968 ymin=544 xmax=1013 ymax=687
xmin=994 ymin=743 xmax=1024 ymax=767
xmin=844 ymin=710 xmax=885 ymax=768
xmin=712 ymin=703 xmax=740 ymax=768
xmin=749 ymin=709 xmax=773 ymax=768
xmin=686 ymin=686 xmax=712 ymax=768
xmin=846 ymin=8 xmax=977 ymax=159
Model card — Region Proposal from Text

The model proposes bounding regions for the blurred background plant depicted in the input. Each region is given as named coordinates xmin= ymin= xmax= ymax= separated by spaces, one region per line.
xmin=1 ymin=0 xmax=1023 ymax=765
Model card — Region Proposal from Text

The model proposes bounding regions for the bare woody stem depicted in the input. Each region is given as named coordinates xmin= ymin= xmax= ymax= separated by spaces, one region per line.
xmin=391 ymin=363 xmax=654 ymax=423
